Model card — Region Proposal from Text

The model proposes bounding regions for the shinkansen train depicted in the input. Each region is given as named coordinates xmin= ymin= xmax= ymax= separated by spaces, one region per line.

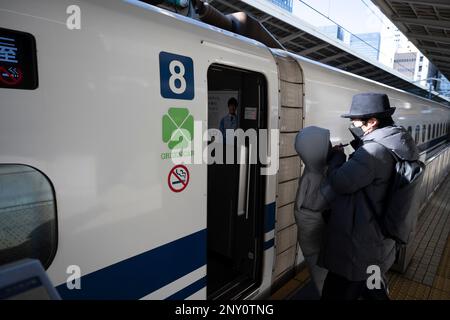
xmin=0 ymin=0 xmax=449 ymax=300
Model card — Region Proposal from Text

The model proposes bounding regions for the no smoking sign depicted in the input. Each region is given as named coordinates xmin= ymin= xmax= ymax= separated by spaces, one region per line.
xmin=168 ymin=165 xmax=190 ymax=193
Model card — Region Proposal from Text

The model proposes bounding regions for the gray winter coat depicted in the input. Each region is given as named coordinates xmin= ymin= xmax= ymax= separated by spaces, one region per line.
xmin=320 ymin=125 xmax=419 ymax=281
xmin=294 ymin=126 xmax=330 ymax=294
xmin=294 ymin=126 xmax=330 ymax=256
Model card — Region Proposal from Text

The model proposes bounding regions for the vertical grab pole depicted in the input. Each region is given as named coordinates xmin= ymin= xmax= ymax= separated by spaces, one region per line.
xmin=237 ymin=145 xmax=248 ymax=217
xmin=245 ymin=144 xmax=252 ymax=220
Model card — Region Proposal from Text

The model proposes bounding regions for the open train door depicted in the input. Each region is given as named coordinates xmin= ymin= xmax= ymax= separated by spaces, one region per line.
xmin=206 ymin=64 xmax=267 ymax=299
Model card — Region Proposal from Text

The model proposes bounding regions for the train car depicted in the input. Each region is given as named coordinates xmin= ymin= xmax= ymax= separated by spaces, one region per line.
xmin=0 ymin=0 xmax=449 ymax=300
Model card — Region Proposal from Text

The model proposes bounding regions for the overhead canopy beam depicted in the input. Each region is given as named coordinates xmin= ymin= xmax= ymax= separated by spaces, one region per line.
xmin=372 ymin=74 xmax=393 ymax=82
xmin=361 ymin=69 xmax=386 ymax=78
xmin=298 ymin=43 xmax=329 ymax=56
xmin=336 ymin=59 xmax=363 ymax=68
xmin=384 ymin=0 xmax=450 ymax=8
xmin=319 ymin=52 xmax=348 ymax=63
xmin=258 ymin=15 xmax=272 ymax=23
xmin=434 ymin=65 xmax=450 ymax=75
xmin=263 ymin=20 xmax=292 ymax=34
xmin=351 ymin=64 xmax=376 ymax=74
xmin=427 ymin=57 xmax=450 ymax=67
xmin=439 ymin=67 xmax=450 ymax=73
xmin=211 ymin=0 xmax=243 ymax=12
xmin=421 ymin=45 xmax=450 ymax=56
xmin=435 ymin=67 xmax=450 ymax=76
xmin=392 ymin=16 xmax=450 ymax=30
xmin=279 ymin=31 xmax=305 ymax=44
xmin=407 ymin=33 xmax=450 ymax=45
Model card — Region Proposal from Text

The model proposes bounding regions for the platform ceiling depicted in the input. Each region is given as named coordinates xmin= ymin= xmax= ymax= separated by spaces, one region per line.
xmin=208 ymin=0 xmax=449 ymax=104
xmin=372 ymin=0 xmax=450 ymax=82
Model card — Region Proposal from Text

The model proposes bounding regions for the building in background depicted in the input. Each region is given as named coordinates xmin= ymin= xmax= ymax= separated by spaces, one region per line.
xmin=270 ymin=0 xmax=293 ymax=12
xmin=317 ymin=25 xmax=345 ymax=42
xmin=437 ymin=74 xmax=450 ymax=98
xmin=393 ymin=51 xmax=416 ymax=79
xmin=392 ymin=32 xmax=430 ymax=85
xmin=427 ymin=64 xmax=450 ymax=98
xmin=393 ymin=50 xmax=429 ymax=84
xmin=350 ymin=32 xmax=381 ymax=61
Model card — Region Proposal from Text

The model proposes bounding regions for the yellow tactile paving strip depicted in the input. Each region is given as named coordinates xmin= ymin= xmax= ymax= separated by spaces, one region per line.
xmin=388 ymin=174 xmax=450 ymax=300
xmin=270 ymin=173 xmax=450 ymax=300
xmin=270 ymin=268 xmax=310 ymax=300
xmin=388 ymin=235 xmax=450 ymax=300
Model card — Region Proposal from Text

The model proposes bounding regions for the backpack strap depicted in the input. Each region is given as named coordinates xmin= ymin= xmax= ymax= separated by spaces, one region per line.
xmin=363 ymin=140 xmax=400 ymax=162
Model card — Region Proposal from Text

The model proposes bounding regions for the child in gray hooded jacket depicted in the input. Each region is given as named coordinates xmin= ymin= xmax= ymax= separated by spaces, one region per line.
xmin=294 ymin=126 xmax=333 ymax=295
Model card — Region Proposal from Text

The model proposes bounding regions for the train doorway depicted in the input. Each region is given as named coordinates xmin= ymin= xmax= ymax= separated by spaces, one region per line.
xmin=206 ymin=64 xmax=267 ymax=299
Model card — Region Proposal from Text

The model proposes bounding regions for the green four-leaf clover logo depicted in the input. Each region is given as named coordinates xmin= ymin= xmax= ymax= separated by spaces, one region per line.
xmin=162 ymin=108 xmax=194 ymax=150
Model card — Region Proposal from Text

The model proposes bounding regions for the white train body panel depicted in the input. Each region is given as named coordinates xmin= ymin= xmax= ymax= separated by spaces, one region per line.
xmin=0 ymin=0 xmax=280 ymax=299
xmin=0 ymin=0 xmax=448 ymax=300
xmin=289 ymin=54 xmax=450 ymax=148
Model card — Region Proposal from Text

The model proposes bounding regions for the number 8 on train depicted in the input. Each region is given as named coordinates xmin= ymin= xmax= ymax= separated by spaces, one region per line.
xmin=159 ymin=51 xmax=194 ymax=100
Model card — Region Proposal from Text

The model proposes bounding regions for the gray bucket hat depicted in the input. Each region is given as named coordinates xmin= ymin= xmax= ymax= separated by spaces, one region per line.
xmin=341 ymin=93 xmax=396 ymax=119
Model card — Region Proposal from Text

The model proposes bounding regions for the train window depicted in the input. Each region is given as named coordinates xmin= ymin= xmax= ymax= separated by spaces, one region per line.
xmin=422 ymin=125 xmax=426 ymax=142
xmin=0 ymin=165 xmax=57 ymax=269
xmin=415 ymin=125 xmax=420 ymax=143
xmin=432 ymin=124 xmax=436 ymax=139
xmin=428 ymin=124 xmax=431 ymax=140
xmin=407 ymin=126 xmax=412 ymax=136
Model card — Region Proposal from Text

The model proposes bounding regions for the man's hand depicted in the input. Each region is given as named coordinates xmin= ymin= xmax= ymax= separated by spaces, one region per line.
xmin=332 ymin=143 xmax=348 ymax=153
xmin=328 ymin=146 xmax=346 ymax=170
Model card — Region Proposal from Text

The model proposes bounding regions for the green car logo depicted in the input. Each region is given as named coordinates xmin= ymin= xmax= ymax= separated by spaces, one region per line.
xmin=162 ymin=108 xmax=194 ymax=150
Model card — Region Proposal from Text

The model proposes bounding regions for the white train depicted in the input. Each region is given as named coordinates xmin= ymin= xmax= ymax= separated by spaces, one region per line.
xmin=0 ymin=0 xmax=449 ymax=300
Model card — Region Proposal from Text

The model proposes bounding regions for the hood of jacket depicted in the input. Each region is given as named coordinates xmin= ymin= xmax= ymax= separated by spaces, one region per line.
xmin=295 ymin=126 xmax=330 ymax=173
xmin=362 ymin=125 xmax=419 ymax=161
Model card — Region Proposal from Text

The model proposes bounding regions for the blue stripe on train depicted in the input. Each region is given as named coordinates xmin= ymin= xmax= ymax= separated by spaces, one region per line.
xmin=56 ymin=229 xmax=207 ymax=300
xmin=165 ymin=277 xmax=207 ymax=300
xmin=265 ymin=202 xmax=276 ymax=233
xmin=263 ymin=202 xmax=276 ymax=250
xmin=264 ymin=238 xmax=275 ymax=250
xmin=56 ymin=202 xmax=276 ymax=299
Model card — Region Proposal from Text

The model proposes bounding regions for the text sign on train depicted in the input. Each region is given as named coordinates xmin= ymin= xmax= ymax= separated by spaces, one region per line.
xmin=0 ymin=28 xmax=38 ymax=90
xmin=159 ymin=51 xmax=194 ymax=100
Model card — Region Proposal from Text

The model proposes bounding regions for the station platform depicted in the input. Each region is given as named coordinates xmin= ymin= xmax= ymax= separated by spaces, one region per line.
xmin=270 ymin=173 xmax=450 ymax=300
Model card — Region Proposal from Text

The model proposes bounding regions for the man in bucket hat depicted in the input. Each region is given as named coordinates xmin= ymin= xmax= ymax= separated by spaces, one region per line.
xmin=319 ymin=93 xmax=419 ymax=300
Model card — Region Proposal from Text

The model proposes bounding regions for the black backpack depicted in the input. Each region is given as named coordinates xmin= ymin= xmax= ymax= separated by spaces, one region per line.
xmin=373 ymin=143 xmax=426 ymax=245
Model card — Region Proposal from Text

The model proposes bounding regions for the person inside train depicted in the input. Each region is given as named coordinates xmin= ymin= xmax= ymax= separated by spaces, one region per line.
xmin=319 ymin=93 xmax=419 ymax=300
xmin=219 ymin=97 xmax=239 ymax=137
xmin=293 ymin=126 xmax=332 ymax=296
